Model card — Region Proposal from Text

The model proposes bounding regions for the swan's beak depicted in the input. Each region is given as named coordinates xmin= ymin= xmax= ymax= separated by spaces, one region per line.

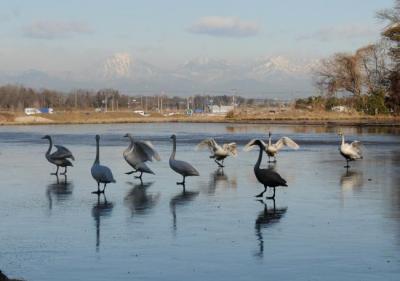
xmin=41 ymin=136 xmax=47 ymax=139
xmin=123 ymin=134 xmax=128 ymax=138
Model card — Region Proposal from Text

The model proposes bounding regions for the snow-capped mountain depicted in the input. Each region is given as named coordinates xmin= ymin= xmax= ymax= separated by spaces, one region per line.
xmin=0 ymin=54 xmax=318 ymax=98
xmin=102 ymin=52 xmax=160 ymax=80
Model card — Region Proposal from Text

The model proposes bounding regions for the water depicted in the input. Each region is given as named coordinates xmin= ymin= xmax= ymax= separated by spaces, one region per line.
xmin=0 ymin=123 xmax=399 ymax=281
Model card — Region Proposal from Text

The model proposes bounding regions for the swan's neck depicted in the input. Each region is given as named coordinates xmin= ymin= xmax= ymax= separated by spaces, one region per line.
xmin=94 ymin=139 xmax=100 ymax=164
xmin=255 ymin=144 xmax=263 ymax=170
xmin=268 ymin=135 xmax=272 ymax=146
xmin=170 ymin=138 xmax=176 ymax=160
xmin=124 ymin=136 xmax=134 ymax=153
xmin=341 ymin=135 xmax=345 ymax=145
xmin=46 ymin=137 xmax=53 ymax=155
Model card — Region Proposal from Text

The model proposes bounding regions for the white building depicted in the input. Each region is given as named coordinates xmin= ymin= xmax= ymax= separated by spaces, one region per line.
xmin=208 ymin=105 xmax=234 ymax=115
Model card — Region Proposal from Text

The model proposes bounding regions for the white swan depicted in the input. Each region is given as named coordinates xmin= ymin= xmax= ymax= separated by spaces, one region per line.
xmin=338 ymin=131 xmax=363 ymax=168
xmin=91 ymin=135 xmax=116 ymax=194
xmin=196 ymin=138 xmax=237 ymax=167
xmin=245 ymin=131 xmax=299 ymax=162
xmin=123 ymin=133 xmax=160 ymax=181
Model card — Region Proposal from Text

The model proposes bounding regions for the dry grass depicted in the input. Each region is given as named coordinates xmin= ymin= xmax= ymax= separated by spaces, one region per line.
xmin=0 ymin=109 xmax=399 ymax=126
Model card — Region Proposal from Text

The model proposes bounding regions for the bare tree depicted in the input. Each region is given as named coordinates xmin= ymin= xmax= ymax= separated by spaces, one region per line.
xmin=355 ymin=42 xmax=389 ymax=92
xmin=316 ymin=52 xmax=362 ymax=97
xmin=377 ymin=0 xmax=400 ymax=113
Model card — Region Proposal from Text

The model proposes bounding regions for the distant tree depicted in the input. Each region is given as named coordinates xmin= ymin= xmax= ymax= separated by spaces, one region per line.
xmin=377 ymin=0 xmax=400 ymax=113
xmin=316 ymin=53 xmax=362 ymax=97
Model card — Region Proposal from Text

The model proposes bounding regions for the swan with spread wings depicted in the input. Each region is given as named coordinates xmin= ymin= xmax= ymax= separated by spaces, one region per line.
xmin=245 ymin=131 xmax=299 ymax=162
xmin=196 ymin=138 xmax=237 ymax=167
xmin=123 ymin=133 xmax=161 ymax=181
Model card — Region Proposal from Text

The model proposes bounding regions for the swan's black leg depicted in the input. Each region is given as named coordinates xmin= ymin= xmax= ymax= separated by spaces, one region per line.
xmin=344 ymin=159 xmax=350 ymax=168
xmin=135 ymin=171 xmax=143 ymax=180
xmin=125 ymin=169 xmax=138 ymax=175
xmin=266 ymin=187 xmax=276 ymax=199
xmin=177 ymin=176 xmax=186 ymax=185
xmin=92 ymin=182 xmax=101 ymax=194
xmin=51 ymin=166 xmax=59 ymax=176
xmin=256 ymin=186 xmax=267 ymax=198
xmin=60 ymin=166 xmax=67 ymax=175
xmin=215 ymin=159 xmax=224 ymax=168
xmin=273 ymin=156 xmax=277 ymax=163
xmin=101 ymin=183 xmax=107 ymax=193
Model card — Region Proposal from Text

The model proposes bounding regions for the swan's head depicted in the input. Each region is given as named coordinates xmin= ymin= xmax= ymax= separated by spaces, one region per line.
xmin=244 ymin=139 xmax=264 ymax=151
xmin=170 ymin=134 xmax=176 ymax=140
xmin=41 ymin=135 xmax=51 ymax=140
xmin=268 ymin=131 xmax=271 ymax=138
xmin=338 ymin=131 xmax=343 ymax=137
xmin=95 ymin=135 xmax=100 ymax=141
xmin=123 ymin=133 xmax=132 ymax=139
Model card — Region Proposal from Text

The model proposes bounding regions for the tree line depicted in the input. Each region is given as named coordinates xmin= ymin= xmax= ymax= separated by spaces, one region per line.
xmin=313 ymin=0 xmax=400 ymax=115
xmin=0 ymin=84 xmax=272 ymax=113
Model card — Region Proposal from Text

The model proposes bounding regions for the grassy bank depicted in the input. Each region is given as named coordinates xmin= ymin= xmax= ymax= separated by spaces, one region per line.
xmin=0 ymin=110 xmax=399 ymax=126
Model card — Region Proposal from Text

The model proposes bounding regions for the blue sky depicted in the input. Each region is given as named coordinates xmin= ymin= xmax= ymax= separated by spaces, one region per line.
xmin=0 ymin=0 xmax=394 ymax=73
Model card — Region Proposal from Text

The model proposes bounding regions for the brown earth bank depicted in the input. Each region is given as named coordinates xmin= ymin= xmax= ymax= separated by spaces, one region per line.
xmin=0 ymin=110 xmax=399 ymax=127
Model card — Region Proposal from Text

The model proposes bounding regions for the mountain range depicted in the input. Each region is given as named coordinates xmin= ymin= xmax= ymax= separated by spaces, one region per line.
xmin=0 ymin=53 xmax=319 ymax=99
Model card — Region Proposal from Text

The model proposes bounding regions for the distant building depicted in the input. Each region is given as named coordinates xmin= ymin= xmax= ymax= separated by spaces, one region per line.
xmin=331 ymin=106 xmax=349 ymax=113
xmin=25 ymin=107 xmax=54 ymax=115
xmin=208 ymin=105 xmax=234 ymax=115
xmin=24 ymin=108 xmax=41 ymax=115
xmin=39 ymin=107 xmax=54 ymax=114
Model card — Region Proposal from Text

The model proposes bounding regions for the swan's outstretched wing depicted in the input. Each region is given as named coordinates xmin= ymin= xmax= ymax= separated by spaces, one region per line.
xmin=243 ymin=139 xmax=267 ymax=151
xmin=196 ymin=138 xmax=220 ymax=153
xmin=52 ymin=145 xmax=75 ymax=160
xmin=134 ymin=141 xmax=161 ymax=162
xmin=351 ymin=141 xmax=363 ymax=155
xmin=196 ymin=139 xmax=213 ymax=151
xmin=222 ymin=142 xmax=237 ymax=156
xmin=275 ymin=137 xmax=300 ymax=150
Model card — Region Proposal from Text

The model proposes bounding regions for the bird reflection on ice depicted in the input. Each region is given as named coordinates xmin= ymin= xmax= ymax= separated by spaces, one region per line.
xmin=254 ymin=199 xmax=287 ymax=258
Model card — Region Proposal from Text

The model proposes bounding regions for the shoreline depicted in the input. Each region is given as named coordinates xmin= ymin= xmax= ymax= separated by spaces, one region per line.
xmin=1 ymin=117 xmax=400 ymax=127
xmin=1 ymin=110 xmax=399 ymax=127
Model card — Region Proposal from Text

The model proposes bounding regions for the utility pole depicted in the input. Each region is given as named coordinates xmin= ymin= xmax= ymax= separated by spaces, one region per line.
xmin=104 ymin=96 xmax=107 ymax=112
xmin=74 ymin=92 xmax=77 ymax=109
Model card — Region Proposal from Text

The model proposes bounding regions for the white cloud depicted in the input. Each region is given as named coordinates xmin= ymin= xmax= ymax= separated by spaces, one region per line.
xmin=23 ymin=20 xmax=92 ymax=39
xmin=188 ymin=16 xmax=259 ymax=37
xmin=298 ymin=24 xmax=378 ymax=42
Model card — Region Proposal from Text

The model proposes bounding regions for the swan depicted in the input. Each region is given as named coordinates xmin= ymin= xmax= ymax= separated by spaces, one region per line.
xmin=338 ymin=131 xmax=363 ymax=168
xmin=91 ymin=135 xmax=116 ymax=194
xmin=169 ymin=134 xmax=199 ymax=186
xmin=196 ymin=138 xmax=237 ymax=167
xmin=123 ymin=133 xmax=161 ymax=181
xmin=42 ymin=135 xmax=75 ymax=175
xmin=245 ymin=139 xmax=287 ymax=199
xmin=245 ymin=132 xmax=299 ymax=162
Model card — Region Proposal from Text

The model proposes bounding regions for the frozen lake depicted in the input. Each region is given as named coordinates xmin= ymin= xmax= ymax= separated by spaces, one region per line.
xmin=0 ymin=123 xmax=399 ymax=281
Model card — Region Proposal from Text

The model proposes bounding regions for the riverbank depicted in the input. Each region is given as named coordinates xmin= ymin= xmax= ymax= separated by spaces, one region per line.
xmin=1 ymin=110 xmax=399 ymax=126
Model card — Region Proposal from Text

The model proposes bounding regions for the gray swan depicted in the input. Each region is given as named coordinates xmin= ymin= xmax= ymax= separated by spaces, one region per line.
xmin=245 ymin=139 xmax=287 ymax=199
xmin=42 ymin=135 xmax=74 ymax=176
xmin=169 ymin=134 xmax=199 ymax=185
xmin=123 ymin=133 xmax=161 ymax=181
xmin=91 ymin=135 xmax=116 ymax=194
